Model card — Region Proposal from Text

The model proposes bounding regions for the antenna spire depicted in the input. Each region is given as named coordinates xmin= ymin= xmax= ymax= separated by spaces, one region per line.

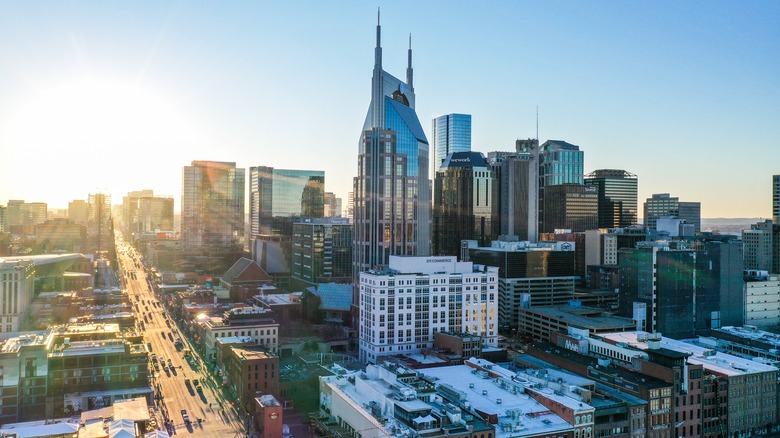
xmin=406 ymin=33 xmax=414 ymax=89
xmin=536 ymin=106 xmax=539 ymax=141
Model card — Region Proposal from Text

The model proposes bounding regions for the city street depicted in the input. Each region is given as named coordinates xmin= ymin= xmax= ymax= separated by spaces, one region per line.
xmin=117 ymin=237 xmax=245 ymax=436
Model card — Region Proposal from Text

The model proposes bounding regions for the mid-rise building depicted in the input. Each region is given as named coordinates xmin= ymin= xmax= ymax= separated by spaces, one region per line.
xmin=34 ymin=219 xmax=86 ymax=252
xmin=194 ymin=307 xmax=279 ymax=361
xmin=584 ymin=169 xmax=638 ymax=228
xmin=136 ymin=196 xmax=174 ymax=233
xmin=0 ymin=259 xmax=35 ymax=333
xmin=67 ymin=200 xmax=89 ymax=226
xmin=433 ymin=151 xmax=496 ymax=256
xmin=0 ymin=332 xmax=48 ymax=423
xmin=744 ymin=273 xmax=780 ymax=329
xmin=643 ymin=193 xmax=700 ymax=233
xmin=249 ymin=166 xmax=325 ymax=238
xmin=489 ymin=139 xmax=539 ymax=242
xmin=358 ymin=256 xmax=497 ymax=364
xmin=181 ymin=161 xmax=245 ymax=251
xmin=518 ymin=302 xmax=636 ymax=342
xmin=432 ymin=113 xmax=471 ymax=173
xmin=121 ymin=189 xmax=153 ymax=233
xmin=292 ymin=218 xmax=352 ymax=285
xmin=225 ymin=347 xmax=279 ymax=412
xmin=465 ymin=239 xmax=576 ymax=329
xmin=0 ymin=206 xmax=6 ymax=233
xmin=541 ymin=184 xmax=598 ymax=233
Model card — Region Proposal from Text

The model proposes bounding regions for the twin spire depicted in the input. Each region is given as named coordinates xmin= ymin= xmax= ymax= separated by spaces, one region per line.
xmin=374 ymin=8 xmax=414 ymax=90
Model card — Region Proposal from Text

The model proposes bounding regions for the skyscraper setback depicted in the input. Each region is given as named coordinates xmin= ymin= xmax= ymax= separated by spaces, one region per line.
xmin=353 ymin=13 xmax=430 ymax=283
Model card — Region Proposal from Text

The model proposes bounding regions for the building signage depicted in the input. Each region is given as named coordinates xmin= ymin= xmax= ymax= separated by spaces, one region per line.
xmin=426 ymin=258 xmax=453 ymax=263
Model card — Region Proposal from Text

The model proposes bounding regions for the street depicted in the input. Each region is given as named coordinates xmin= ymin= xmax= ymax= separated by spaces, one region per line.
xmin=117 ymin=237 xmax=245 ymax=437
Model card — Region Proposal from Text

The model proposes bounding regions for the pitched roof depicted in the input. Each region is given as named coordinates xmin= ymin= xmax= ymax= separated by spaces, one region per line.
xmin=222 ymin=257 xmax=273 ymax=285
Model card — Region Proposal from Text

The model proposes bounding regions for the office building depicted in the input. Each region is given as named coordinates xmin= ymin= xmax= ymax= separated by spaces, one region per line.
xmin=194 ymin=307 xmax=279 ymax=361
xmin=249 ymin=166 xmax=325 ymax=238
xmin=353 ymin=17 xmax=430 ymax=309
xmin=774 ymin=175 xmax=780 ymax=223
xmin=358 ymin=256 xmax=498 ymax=364
xmin=538 ymin=140 xmax=583 ymax=232
xmin=541 ymin=184 xmax=598 ymax=233
xmin=67 ymin=200 xmax=89 ymax=226
xmin=584 ymin=169 xmax=638 ymax=228
xmin=432 ymin=113 xmax=471 ymax=173
xmin=225 ymin=347 xmax=279 ymax=412
xmin=432 ymin=151 xmax=496 ymax=256
xmin=323 ymin=192 xmax=342 ymax=217
xmin=121 ymin=189 xmax=153 ymax=233
xmin=137 ymin=196 xmax=174 ymax=232
xmin=0 ymin=206 xmax=5 ymax=233
xmin=292 ymin=218 xmax=352 ymax=285
xmin=489 ymin=139 xmax=539 ymax=242
xmin=743 ymin=219 xmax=780 ymax=274
xmin=465 ymin=239 xmax=576 ymax=329
xmin=617 ymin=243 xmax=698 ymax=338
xmin=696 ymin=239 xmax=745 ymax=332
xmin=181 ymin=161 xmax=245 ymax=250
xmin=643 ymin=193 xmax=701 ymax=233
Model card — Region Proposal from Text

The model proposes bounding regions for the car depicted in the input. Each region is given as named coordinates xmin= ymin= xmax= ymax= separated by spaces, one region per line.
xmin=193 ymin=379 xmax=199 ymax=387
xmin=181 ymin=409 xmax=190 ymax=423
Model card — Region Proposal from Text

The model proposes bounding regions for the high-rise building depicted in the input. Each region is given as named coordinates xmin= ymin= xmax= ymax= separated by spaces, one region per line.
xmin=695 ymin=239 xmax=744 ymax=332
xmin=743 ymin=219 xmax=780 ymax=274
xmin=323 ymin=192 xmax=342 ymax=217
xmin=774 ymin=175 xmax=780 ymax=223
xmin=353 ymin=15 xmax=430 ymax=285
xmin=432 ymin=113 xmax=471 ymax=173
xmin=584 ymin=169 xmax=638 ymax=228
xmin=182 ymin=161 xmax=245 ymax=250
xmin=292 ymin=218 xmax=352 ymax=285
xmin=538 ymin=140 xmax=584 ymax=233
xmin=432 ymin=151 xmax=496 ymax=256
xmin=137 ymin=196 xmax=174 ymax=232
xmin=541 ymin=184 xmax=598 ymax=233
xmin=121 ymin=189 xmax=153 ymax=233
xmin=489 ymin=139 xmax=539 ymax=242
xmin=0 ymin=206 xmax=6 ymax=233
xmin=249 ymin=166 xmax=325 ymax=238
xmin=643 ymin=193 xmax=701 ymax=233
xmin=88 ymin=193 xmax=111 ymax=252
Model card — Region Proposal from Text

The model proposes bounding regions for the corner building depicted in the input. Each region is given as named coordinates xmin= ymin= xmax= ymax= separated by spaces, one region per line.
xmin=353 ymin=16 xmax=430 ymax=313
xmin=358 ymin=256 xmax=498 ymax=364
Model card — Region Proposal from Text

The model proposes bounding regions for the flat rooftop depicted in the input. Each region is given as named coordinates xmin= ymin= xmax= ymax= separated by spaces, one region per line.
xmin=520 ymin=305 xmax=635 ymax=330
xmin=714 ymin=325 xmax=780 ymax=348
xmin=600 ymin=331 xmax=778 ymax=376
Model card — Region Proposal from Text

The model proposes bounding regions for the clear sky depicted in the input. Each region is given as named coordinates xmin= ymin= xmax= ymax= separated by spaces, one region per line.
xmin=0 ymin=1 xmax=778 ymax=218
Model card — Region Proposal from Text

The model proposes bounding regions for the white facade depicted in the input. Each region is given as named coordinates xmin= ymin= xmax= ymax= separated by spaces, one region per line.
xmin=745 ymin=276 xmax=780 ymax=329
xmin=197 ymin=315 xmax=279 ymax=360
xmin=359 ymin=256 xmax=498 ymax=364
xmin=584 ymin=229 xmax=618 ymax=267
xmin=0 ymin=259 xmax=35 ymax=333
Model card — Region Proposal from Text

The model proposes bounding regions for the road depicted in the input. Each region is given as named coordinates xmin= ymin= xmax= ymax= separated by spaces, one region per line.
xmin=116 ymin=236 xmax=245 ymax=437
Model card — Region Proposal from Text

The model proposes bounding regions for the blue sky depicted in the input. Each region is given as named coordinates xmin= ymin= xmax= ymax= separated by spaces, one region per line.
xmin=0 ymin=1 xmax=778 ymax=218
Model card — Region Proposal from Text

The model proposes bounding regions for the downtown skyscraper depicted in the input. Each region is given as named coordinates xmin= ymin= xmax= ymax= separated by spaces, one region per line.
xmin=432 ymin=113 xmax=471 ymax=173
xmin=353 ymin=13 xmax=431 ymax=286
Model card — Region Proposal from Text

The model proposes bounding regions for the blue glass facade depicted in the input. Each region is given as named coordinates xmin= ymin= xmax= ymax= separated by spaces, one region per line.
xmin=432 ymin=113 xmax=471 ymax=173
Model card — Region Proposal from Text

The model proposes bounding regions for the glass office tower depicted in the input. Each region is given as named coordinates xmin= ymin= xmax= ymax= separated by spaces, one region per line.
xmin=353 ymin=14 xmax=430 ymax=283
xmin=432 ymin=113 xmax=471 ymax=173
xmin=181 ymin=161 xmax=245 ymax=250
xmin=584 ymin=169 xmax=638 ymax=228
xmin=249 ymin=166 xmax=325 ymax=237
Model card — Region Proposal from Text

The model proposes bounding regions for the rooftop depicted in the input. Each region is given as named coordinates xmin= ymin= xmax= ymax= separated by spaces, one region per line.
xmin=600 ymin=331 xmax=778 ymax=376
xmin=714 ymin=325 xmax=780 ymax=348
xmin=520 ymin=305 xmax=635 ymax=330
xmin=307 ymin=283 xmax=352 ymax=312
xmin=255 ymin=292 xmax=302 ymax=306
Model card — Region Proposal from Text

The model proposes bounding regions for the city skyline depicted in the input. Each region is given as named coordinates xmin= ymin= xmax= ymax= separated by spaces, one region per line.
xmin=0 ymin=2 xmax=778 ymax=218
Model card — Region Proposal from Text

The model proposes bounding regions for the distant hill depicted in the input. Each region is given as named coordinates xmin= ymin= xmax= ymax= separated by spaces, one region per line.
xmin=702 ymin=218 xmax=765 ymax=234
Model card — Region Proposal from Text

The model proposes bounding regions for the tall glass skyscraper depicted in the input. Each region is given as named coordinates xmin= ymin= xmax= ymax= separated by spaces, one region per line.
xmin=249 ymin=166 xmax=325 ymax=237
xmin=181 ymin=161 xmax=245 ymax=250
xmin=432 ymin=113 xmax=471 ymax=173
xmin=584 ymin=169 xmax=638 ymax=228
xmin=353 ymin=13 xmax=430 ymax=288
xmin=538 ymin=140 xmax=584 ymax=233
